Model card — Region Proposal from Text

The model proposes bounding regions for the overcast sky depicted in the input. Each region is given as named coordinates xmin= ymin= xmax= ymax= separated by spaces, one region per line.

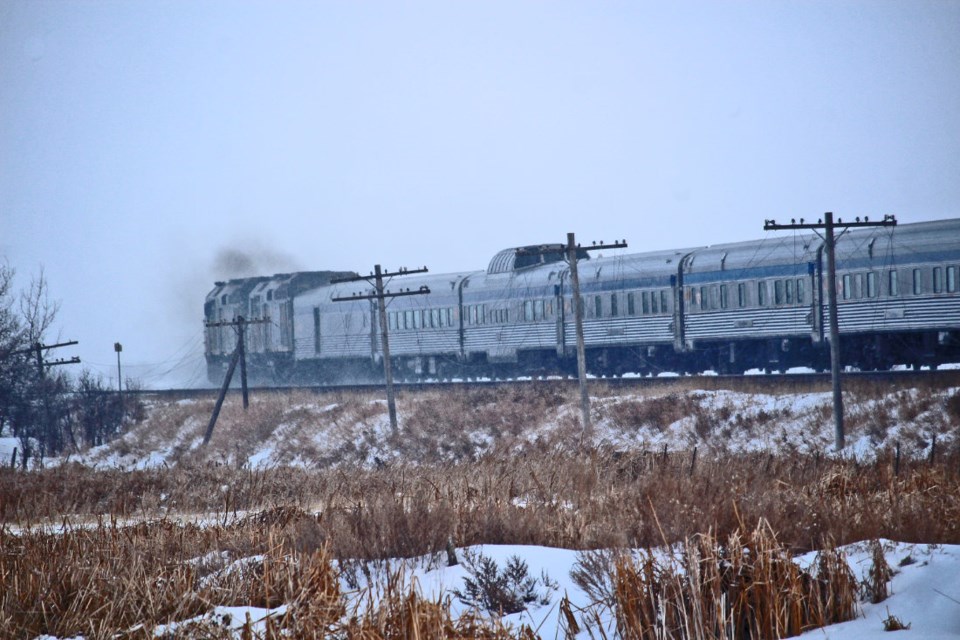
xmin=2 ymin=1 xmax=958 ymax=387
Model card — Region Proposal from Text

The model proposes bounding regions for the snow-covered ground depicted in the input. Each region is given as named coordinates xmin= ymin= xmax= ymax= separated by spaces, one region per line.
xmin=152 ymin=540 xmax=960 ymax=639
xmin=13 ymin=386 xmax=960 ymax=638
xmin=57 ymin=385 xmax=958 ymax=471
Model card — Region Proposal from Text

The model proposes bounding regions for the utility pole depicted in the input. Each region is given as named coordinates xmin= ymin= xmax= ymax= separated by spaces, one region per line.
xmin=518 ymin=235 xmax=627 ymax=437
xmin=333 ymin=265 xmax=430 ymax=435
xmin=201 ymin=315 xmax=270 ymax=446
xmin=114 ymin=342 xmax=124 ymax=417
xmin=11 ymin=340 xmax=80 ymax=467
xmin=764 ymin=213 xmax=896 ymax=450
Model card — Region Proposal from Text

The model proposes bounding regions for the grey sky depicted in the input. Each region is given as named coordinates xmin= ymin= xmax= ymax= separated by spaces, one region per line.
xmin=2 ymin=1 xmax=958 ymax=387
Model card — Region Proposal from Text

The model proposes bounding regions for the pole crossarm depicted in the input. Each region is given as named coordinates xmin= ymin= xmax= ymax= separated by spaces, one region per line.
xmin=763 ymin=214 xmax=896 ymax=231
xmin=11 ymin=340 xmax=79 ymax=357
xmin=331 ymin=267 xmax=429 ymax=285
xmin=204 ymin=317 xmax=272 ymax=329
xmin=516 ymin=240 xmax=628 ymax=258
xmin=44 ymin=356 xmax=81 ymax=368
xmin=332 ymin=286 xmax=431 ymax=302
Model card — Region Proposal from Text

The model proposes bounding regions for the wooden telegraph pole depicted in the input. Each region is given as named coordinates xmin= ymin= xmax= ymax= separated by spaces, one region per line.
xmin=332 ymin=265 xmax=430 ymax=435
xmin=201 ymin=315 xmax=270 ymax=446
xmin=518 ymin=235 xmax=627 ymax=437
xmin=764 ymin=213 xmax=896 ymax=450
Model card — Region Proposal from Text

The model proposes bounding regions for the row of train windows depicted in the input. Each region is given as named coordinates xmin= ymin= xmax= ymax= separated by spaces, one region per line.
xmin=687 ymin=279 xmax=807 ymax=311
xmin=380 ymin=267 xmax=959 ymax=332
xmin=841 ymin=266 xmax=958 ymax=300
xmin=388 ymin=308 xmax=456 ymax=331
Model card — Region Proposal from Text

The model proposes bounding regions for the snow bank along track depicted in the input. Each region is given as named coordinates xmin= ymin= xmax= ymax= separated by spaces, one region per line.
xmin=142 ymin=368 xmax=960 ymax=400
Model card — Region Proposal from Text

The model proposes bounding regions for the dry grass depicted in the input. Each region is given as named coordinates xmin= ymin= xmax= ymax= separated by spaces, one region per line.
xmin=2 ymin=382 xmax=959 ymax=637
xmin=612 ymin=521 xmax=858 ymax=639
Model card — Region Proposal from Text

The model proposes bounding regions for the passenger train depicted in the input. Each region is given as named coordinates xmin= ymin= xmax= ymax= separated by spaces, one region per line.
xmin=204 ymin=218 xmax=960 ymax=384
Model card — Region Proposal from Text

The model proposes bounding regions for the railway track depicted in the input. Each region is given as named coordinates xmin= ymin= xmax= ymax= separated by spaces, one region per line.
xmin=138 ymin=367 xmax=960 ymax=399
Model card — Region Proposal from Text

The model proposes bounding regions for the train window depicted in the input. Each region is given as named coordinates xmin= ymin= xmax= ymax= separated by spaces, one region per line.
xmin=388 ymin=312 xmax=397 ymax=331
xmin=757 ymin=282 xmax=767 ymax=306
xmin=651 ymin=291 xmax=660 ymax=314
xmin=738 ymin=283 xmax=747 ymax=308
xmin=774 ymin=280 xmax=784 ymax=305
xmin=889 ymin=270 xmax=899 ymax=296
xmin=842 ymin=274 xmax=852 ymax=300
xmin=796 ymin=279 xmax=805 ymax=304
xmin=446 ymin=308 xmax=454 ymax=326
xmin=430 ymin=309 xmax=439 ymax=328
xmin=416 ymin=310 xmax=424 ymax=329
xmin=610 ymin=294 xmax=618 ymax=317
xmin=785 ymin=279 xmax=794 ymax=304
xmin=523 ymin=300 xmax=533 ymax=321
xmin=627 ymin=292 xmax=636 ymax=316
xmin=642 ymin=291 xmax=651 ymax=314
xmin=532 ymin=300 xmax=542 ymax=321
xmin=719 ymin=285 xmax=728 ymax=309
xmin=661 ymin=290 xmax=669 ymax=313
xmin=866 ymin=272 xmax=878 ymax=298
xmin=913 ymin=269 xmax=922 ymax=295
xmin=699 ymin=287 xmax=707 ymax=310
xmin=948 ymin=266 xmax=957 ymax=293
xmin=594 ymin=296 xmax=602 ymax=318
xmin=404 ymin=310 xmax=414 ymax=329
xmin=933 ymin=267 xmax=943 ymax=294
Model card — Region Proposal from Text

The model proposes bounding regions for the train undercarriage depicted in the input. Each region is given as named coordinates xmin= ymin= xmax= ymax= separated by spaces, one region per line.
xmin=206 ymin=328 xmax=960 ymax=387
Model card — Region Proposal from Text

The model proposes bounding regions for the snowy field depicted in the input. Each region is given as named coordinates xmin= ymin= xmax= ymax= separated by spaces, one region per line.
xmin=6 ymin=384 xmax=959 ymax=638
xmin=148 ymin=540 xmax=960 ymax=639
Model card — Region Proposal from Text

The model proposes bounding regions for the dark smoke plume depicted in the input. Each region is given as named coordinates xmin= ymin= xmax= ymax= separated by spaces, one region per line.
xmin=211 ymin=244 xmax=302 ymax=280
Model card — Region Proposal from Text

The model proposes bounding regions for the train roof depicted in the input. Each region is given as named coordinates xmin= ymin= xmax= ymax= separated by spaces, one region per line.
xmin=685 ymin=234 xmax=821 ymax=275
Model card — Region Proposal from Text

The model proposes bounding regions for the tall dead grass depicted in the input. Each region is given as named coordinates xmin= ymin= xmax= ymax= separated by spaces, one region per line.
xmin=613 ymin=521 xmax=858 ymax=639
xmin=4 ymin=445 xmax=959 ymax=559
